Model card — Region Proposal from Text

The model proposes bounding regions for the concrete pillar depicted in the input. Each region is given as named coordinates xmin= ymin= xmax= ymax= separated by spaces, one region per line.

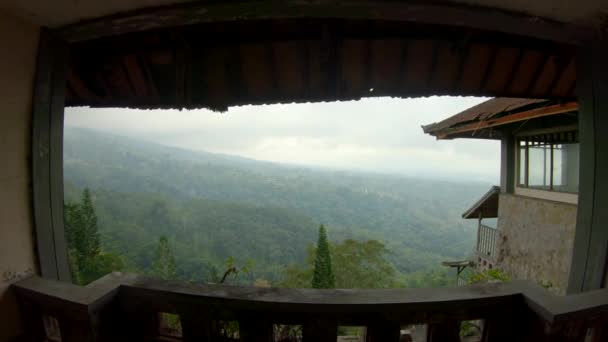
xmin=568 ymin=37 xmax=608 ymax=293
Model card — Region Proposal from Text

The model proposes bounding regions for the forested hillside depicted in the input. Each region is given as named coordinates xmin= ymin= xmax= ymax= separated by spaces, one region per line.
xmin=64 ymin=127 xmax=491 ymax=285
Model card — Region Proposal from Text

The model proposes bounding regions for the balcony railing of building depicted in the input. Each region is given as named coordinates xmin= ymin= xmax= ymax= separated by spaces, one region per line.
xmin=476 ymin=224 xmax=498 ymax=263
xmin=13 ymin=273 xmax=608 ymax=342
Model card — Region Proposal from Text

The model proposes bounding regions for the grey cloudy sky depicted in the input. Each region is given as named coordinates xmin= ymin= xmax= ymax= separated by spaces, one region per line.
xmin=65 ymin=96 xmax=499 ymax=183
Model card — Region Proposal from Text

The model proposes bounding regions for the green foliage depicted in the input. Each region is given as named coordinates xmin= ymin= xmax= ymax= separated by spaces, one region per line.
xmin=152 ymin=236 xmax=177 ymax=280
xmin=331 ymin=239 xmax=397 ymax=288
xmin=467 ymin=269 xmax=510 ymax=285
xmin=312 ymin=225 xmax=335 ymax=288
xmin=65 ymin=189 xmax=124 ymax=285
xmin=460 ymin=321 xmax=482 ymax=338
xmin=63 ymin=127 xmax=492 ymax=286
xmin=284 ymin=239 xmax=402 ymax=289
xmin=210 ymin=257 xmax=254 ymax=284
xmin=402 ymin=268 xmax=455 ymax=288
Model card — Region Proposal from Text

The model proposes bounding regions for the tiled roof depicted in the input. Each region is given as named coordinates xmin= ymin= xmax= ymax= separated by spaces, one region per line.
xmin=422 ymin=98 xmax=547 ymax=135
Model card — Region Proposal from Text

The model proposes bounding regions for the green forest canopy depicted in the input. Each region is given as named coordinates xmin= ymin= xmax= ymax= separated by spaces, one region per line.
xmin=63 ymin=127 xmax=490 ymax=287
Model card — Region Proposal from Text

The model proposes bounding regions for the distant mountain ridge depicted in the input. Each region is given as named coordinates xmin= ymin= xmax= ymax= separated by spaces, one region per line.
xmin=63 ymin=126 xmax=490 ymax=281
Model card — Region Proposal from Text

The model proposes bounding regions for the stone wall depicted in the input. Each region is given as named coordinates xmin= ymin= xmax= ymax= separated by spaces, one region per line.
xmin=496 ymin=194 xmax=577 ymax=295
xmin=0 ymin=10 xmax=40 ymax=341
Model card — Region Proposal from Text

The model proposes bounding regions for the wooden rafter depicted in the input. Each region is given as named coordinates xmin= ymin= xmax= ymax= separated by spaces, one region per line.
xmin=266 ymin=42 xmax=279 ymax=97
xmin=397 ymin=40 xmax=409 ymax=91
xmin=451 ymin=40 xmax=471 ymax=91
xmin=122 ymin=55 xmax=150 ymax=98
xmin=426 ymin=40 xmax=440 ymax=89
xmin=226 ymin=45 xmax=245 ymax=102
xmin=502 ymin=48 xmax=525 ymax=93
xmin=300 ymin=40 xmax=311 ymax=98
xmin=67 ymin=68 xmax=102 ymax=102
xmin=547 ymin=56 xmax=574 ymax=96
xmin=478 ymin=46 xmax=498 ymax=92
xmin=525 ymin=54 xmax=551 ymax=95
xmin=364 ymin=39 xmax=373 ymax=92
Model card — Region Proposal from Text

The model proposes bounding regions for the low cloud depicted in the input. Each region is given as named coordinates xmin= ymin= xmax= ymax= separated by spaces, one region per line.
xmin=66 ymin=96 xmax=499 ymax=183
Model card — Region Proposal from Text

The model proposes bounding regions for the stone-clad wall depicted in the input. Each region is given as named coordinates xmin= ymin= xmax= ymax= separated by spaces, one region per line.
xmin=496 ymin=194 xmax=577 ymax=295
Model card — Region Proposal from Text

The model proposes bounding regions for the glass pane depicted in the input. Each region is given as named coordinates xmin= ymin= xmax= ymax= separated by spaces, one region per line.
xmin=518 ymin=145 xmax=526 ymax=186
xmin=552 ymin=143 xmax=579 ymax=193
xmin=528 ymin=144 xmax=551 ymax=190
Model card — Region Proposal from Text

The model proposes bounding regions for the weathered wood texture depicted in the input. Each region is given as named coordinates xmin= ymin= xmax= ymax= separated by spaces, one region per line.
xmin=31 ymin=28 xmax=71 ymax=281
xmin=11 ymin=273 xmax=608 ymax=342
xmin=56 ymin=1 xmax=590 ymax=44
xmin=62 ymin=13 xmax=578 ymax=111
xmin=568 ymin=37 xmax=608 ymax=293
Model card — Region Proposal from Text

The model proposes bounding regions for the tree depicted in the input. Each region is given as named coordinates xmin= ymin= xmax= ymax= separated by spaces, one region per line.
xmin=64 ymin=188 xmax=123 ymax=285
xmin=311 ymin=225 xmax=335 ymax=288
xmin=331 ymin=239 xmax=397 ymax=288
xmin=152 ymin=236 xmax=177 ymax=280
xmin=284 ymin=239 xmax=399 ymax=289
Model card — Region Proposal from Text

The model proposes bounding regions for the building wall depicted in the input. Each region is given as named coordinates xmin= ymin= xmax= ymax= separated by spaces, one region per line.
xmin=0 ymin=10 xmax=40 ymax=341
xmin=496 ymin=194 xmax=577 ymax=295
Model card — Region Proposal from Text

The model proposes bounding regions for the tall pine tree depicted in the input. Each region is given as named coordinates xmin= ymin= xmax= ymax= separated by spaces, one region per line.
xmin=152 ymin=236 xmax=177 ymax=280
xmin=65 ymin=188 xmax=123 ymax=285
xmin=65 ymin=188 xmax=101 ymax=283
xmin=312 ymin=224 xmax=335 ymax=288
xmin=80 ymin=189 xmax=101 ymax=262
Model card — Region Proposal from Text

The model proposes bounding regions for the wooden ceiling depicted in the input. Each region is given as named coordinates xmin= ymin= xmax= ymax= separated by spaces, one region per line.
xmin=65 ymin=18 xmax=577 ymax=111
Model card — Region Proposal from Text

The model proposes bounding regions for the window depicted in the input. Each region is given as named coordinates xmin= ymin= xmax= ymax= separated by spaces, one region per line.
xmin=517 ymin=132 xmax=579 ymax=193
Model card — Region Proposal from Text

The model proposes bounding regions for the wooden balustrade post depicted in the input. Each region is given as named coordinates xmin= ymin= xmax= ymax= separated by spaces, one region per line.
xmin=366 ymin=320 xmax=401 ymax=342
xmin=17 ymin=299 xmax=47 ymax=342
xmin=180 ymin=314 xmax=214 ymax=342
xmin=58 ymin=317 xmax=96 ymax=342
xmin=239 ymin=318 xmax=273 ymax=342
xmin=118 ymin=310 xmax=158 ymax=342
xmin=427 ymin=320 xmax=460 ymax=342
xmin=482 ymin=317 xmax=525 ymax=342
xmin=303 ymin=319 xmax=338 ymax=342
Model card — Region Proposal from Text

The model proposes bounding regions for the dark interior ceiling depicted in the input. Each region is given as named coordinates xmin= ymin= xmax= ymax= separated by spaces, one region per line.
xmin=65 ymin=18 xmax=577 ymax=111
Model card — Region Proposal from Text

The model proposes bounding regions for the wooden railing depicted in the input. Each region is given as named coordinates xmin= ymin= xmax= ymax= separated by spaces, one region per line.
xmin=477 ymin=224 xmax=498 ymax=261
xmin=13 ymin=273 xmax=608 ymax=342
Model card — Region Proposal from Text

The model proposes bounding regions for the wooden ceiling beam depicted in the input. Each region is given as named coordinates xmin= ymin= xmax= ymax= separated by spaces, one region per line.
xmin=478 ymin=46 xmax=498 ymax=92
xmin=502 ymin=48 xmax=525 ymax=94
xmin=546 ymin=56 xmax=574 ymax=96
xmin=56 ymin=1 xmax=588 ymax=45
xmin=526 ymin=54 xmax=551 ymax=95
xmin=426 ymin=40 xmax=440 ymax=90
xmin=66 ymin=68 xmax=102 ymax=103
xmin=122 ymin=55 xmax=150 ymax=98
xmin=320 ymin=24 xmax=342 ymax=99
xmin=451 ymin=39 xmax=471 ymax=91
xmin=300 ymin=40 xmax=311 ymax=99
xmin=266 ymin=43 xmax=279 ymax=98
xmin=397 ymin=40 xmax=409 ymax=92
xmin=364 ymin=39 xmax=373 ymax=93
xmin=226 ymin=45 xmax=246 ymax=103
xmin=139 ymin=55 xmax=160 ymax=100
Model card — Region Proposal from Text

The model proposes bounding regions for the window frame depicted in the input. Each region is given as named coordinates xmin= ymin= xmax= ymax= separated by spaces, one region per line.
xmin=515 ymin=130 xmax=579 ymax=195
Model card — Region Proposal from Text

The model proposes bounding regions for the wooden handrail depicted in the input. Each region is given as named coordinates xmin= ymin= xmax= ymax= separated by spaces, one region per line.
xmin=13 ymin=273 xmax=608 ymax=342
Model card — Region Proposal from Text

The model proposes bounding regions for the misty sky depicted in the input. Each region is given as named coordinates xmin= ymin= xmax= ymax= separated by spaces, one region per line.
xmin=65 ymin=96 xmax=500 ymax=183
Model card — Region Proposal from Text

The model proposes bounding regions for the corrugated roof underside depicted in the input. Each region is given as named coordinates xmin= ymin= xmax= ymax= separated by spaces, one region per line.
xmin=65 ymin=19 xmax=577 ymax=111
